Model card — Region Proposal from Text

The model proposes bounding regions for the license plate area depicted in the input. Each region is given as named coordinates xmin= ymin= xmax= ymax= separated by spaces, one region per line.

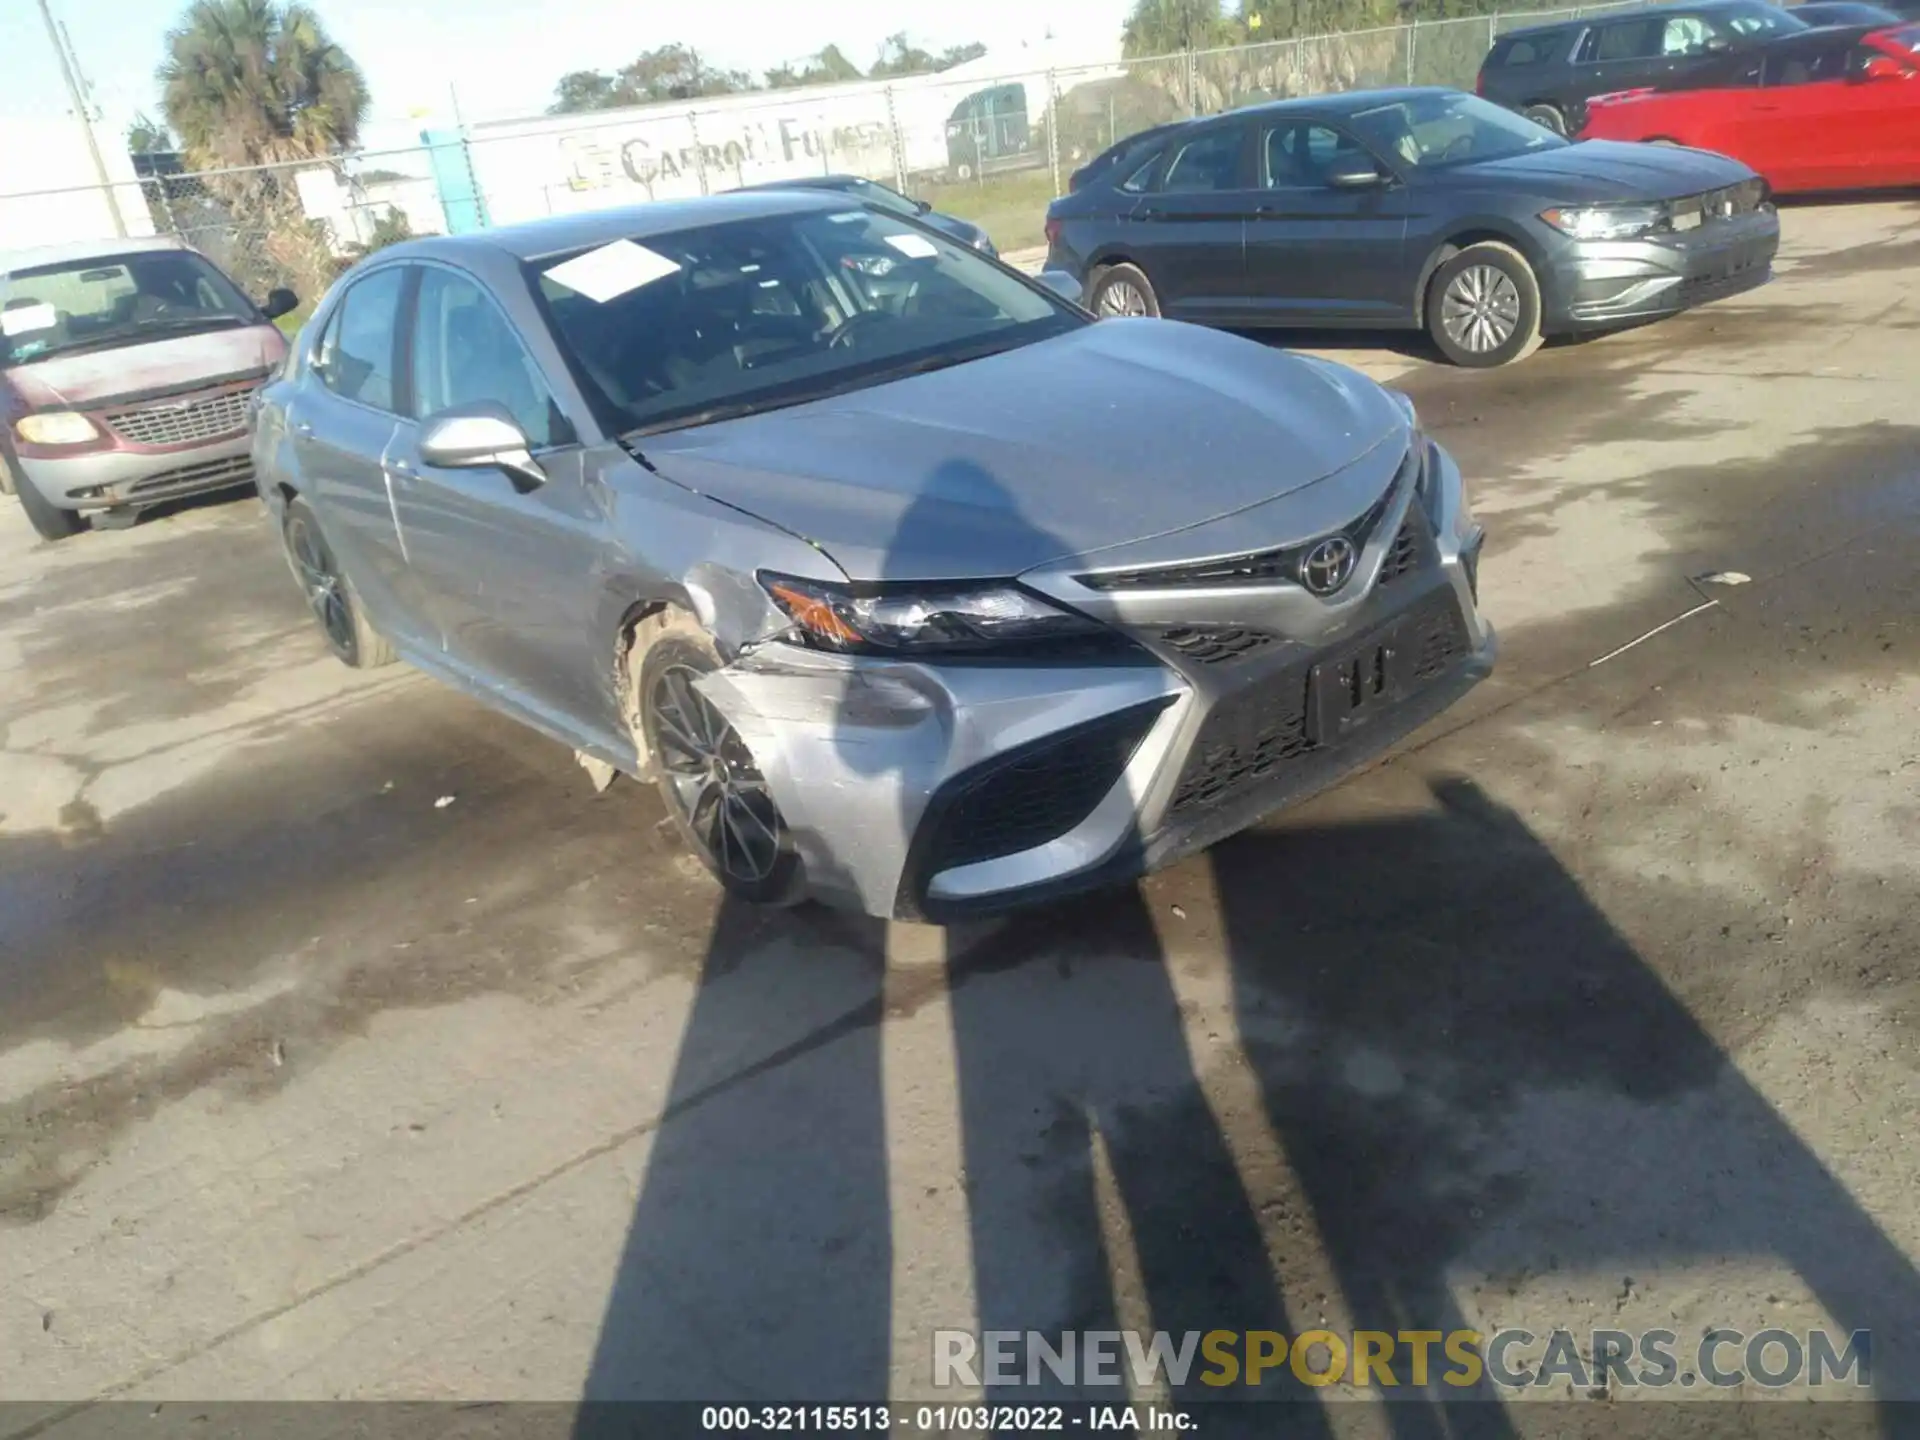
xmin=1307 ymin=619 xmax=1415 ymax=745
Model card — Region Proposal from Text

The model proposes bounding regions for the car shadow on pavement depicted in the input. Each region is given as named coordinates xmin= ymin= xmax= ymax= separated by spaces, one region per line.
xmin=578 ymin=461 xmax=1920 ymax=1436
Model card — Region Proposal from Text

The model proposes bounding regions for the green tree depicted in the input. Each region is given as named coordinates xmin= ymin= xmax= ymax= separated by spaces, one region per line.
xmin=127 ymin=114 xmax=174 ymax=155
xmin=1121 ymin=0 xmax=1234 ymax=56
xmin=764 ymin=44 xmax=863 ymax=89
xmin=549 ymin=44 xmax=756 ymax=113
xmin=867 ymin=33 xmax=989 ymax=79
xmin=156 ymin=0 xmax=368 ymax=169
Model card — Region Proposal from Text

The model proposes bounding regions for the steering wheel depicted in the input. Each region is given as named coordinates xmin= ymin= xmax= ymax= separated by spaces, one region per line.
xmin=826 ymin=310 xmax=897 ymax=351
xmin=1440 ymin=134 xmax=1475 ymax=162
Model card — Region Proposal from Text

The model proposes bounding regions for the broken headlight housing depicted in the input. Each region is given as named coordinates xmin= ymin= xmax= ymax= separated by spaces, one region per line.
xmin=760 ymin=573 xmax=1117 ymax=656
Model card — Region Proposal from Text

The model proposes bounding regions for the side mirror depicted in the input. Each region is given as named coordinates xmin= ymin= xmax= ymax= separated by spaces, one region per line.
xmin=915 ymin=197 xmax=933 ymax=214
xmin=1035 ymin=268 xmax=1087 ymax=305
xmin=1855 ymin=54 xmax=1907 ymax=81
xmin=1325 ymin=157 xmax=1386 ymax=190
xmin=420 ymin=403 xmax=546 ymax=490
xmin=261 ymin=288 xmax=299 ymax=321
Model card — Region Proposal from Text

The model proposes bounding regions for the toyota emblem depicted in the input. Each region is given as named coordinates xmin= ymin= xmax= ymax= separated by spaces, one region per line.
xmin=1299 ymin=535 xmax=1358 ymax=596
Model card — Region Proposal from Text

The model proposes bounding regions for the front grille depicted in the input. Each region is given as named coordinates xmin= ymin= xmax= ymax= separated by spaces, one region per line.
xmin=106 ymin=386 xmax=256 ymax=447
xmin=1158 ymin=625 xmax=1277 ymax=665
xmin=125 ymin=453 xmax=253 ymax=496
xmin=1668 ymin=178 xmax=1767 ymax=230
xmin=1076 ymin=445 xmax=1417 ymax=592
xmin=1168 ymin=587 xmax=1469 ymax=818
xmin=920 ymin=700 xmax=1169 ymax=873
xmin=1377 ymin=518 xmax=1422 ymax=586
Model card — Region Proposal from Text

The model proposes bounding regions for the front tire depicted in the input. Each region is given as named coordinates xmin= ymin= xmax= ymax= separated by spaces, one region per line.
xmin=1523 ymin=103 xmax=1567 ymax=135
xmin=639 ymin=619 xmax=802 ymax=906
xmin=1426 ymin=241 xmax=1543 ymax=368
xmin=281 ymin=495 xmax=395 ymax=668
xmin=1088 ymin=262 xmax=1160 ymax=319
xmin=14 ymin=470 xmax=86 ymax=542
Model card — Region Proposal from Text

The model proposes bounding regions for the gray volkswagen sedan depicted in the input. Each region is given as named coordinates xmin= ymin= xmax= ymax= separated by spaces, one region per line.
xmin=254 ymin=191 xmax=1493 ymax=920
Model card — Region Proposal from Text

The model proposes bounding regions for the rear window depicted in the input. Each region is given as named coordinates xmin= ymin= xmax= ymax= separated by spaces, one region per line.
xmin=1586 ymin=19 xmax=1666 ymax=61
xmin=1498 ymin=34 xmax=1560 ymax=65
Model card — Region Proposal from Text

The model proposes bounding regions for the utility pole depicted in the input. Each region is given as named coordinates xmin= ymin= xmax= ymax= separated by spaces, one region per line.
xmin=36 ymin=0 xmax=128 ymax=237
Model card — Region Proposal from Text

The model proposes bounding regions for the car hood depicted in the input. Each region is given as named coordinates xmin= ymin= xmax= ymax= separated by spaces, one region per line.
xmin=639 ymin=319 xmax=1404 ymax=581
xmin=4 ymin=324 xmax=283 ymax=411
xmin=1448 ymin=138 xmax=1754 ymax=201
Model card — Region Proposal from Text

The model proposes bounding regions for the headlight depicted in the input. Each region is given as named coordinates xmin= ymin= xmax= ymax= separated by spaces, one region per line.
xmin=1540 ymin=204 xmax=1664 ymax=241
xmin=761 ymin=573 xmax=1112 ymax=655
xmin=15 ymin=411 xmax=99 ymax=446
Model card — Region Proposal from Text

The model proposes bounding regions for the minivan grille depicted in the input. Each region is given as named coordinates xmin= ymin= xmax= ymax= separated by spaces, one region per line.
xmin=106 ymin=386 xmax=256 ymax=447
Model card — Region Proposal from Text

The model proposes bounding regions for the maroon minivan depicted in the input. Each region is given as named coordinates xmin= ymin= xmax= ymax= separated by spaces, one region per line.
xmin=1 ymin=235 xmax=296 ymax=541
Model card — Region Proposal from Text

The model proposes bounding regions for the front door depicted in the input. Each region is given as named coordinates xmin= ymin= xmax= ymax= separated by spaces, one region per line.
xmin=293 ymin=265 xmax=430 ymax=651
xmin=387 ymin=262 xmax=612 ymax=734
xmin=1243 ymin=120 xmax=1413 ymax=325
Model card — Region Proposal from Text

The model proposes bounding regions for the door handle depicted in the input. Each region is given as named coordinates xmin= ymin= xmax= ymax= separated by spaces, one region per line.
xmin=386 ymin=459 xmax=415 ymax=479
xmin=292 ymin=420 xmax=313 ymax=436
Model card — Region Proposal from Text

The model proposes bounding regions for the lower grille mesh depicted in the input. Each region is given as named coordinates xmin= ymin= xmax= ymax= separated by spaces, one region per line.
xmin=1169 ymin=587 xmax=1469 ymax=818
xmin=923 ymin=702 xmax=1167 ymax=873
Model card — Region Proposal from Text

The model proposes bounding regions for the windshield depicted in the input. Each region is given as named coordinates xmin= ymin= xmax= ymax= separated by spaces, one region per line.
xmin=0 ymin=248 xmax=257 ymax=369
xmin=529 ymin=207 xmax=1080 ymax=437
xmin=1347 ymin=91 xmax=1569 ymax=171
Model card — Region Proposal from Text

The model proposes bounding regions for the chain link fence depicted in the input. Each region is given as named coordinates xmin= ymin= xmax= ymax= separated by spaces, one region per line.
xmin=2 ymin=0 xmax=1652 ymax=296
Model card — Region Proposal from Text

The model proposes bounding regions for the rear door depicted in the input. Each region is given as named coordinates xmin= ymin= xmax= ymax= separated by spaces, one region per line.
xmin=387 ymin=261 xmax=612 ymax=731
xmin=1848 ymin=33 xmax=1920 ymax=185
xmin=1120 ymin=120 xmax=1258 ymax=321
xmin=1242 ymin=119 xmax=1413 ymax=324
xmin=292 ymin=265 xmax=429 ymax=650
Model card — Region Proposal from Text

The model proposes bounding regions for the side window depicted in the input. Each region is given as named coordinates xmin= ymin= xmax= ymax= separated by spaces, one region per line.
xmin=1119 ymin=151 xmax=1161 ymax=192
xmin=1589 ymin=20 xmax=1663 ymax=61
xmin=1263 ymin=123 xmax=1369 ymax=186
xmin=1765 ymin=44 xmax=1854 ymax=85
xmin=1159 ymin=128 xmax=1245 ymax=192
xmin=411 ymin=267 xmax=562 ymax=449
xmin=1505 ymin=39 xmax=1543 ymax=65
xmin=1661 ymin=16 xmax=1715 ymax=57
xmin=317 ymin=267 xmax=406 ymax=411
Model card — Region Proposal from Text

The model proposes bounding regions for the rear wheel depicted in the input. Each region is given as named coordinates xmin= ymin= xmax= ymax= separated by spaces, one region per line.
xmin=14 ymin=469 xmax=86 ymax=542
xmin=282 ymin=495 xmax=394 ymax=668
xmin=1426 ymin=241 xmax=1543 ymax=369
xmin=639 ymin=619 xmax=801 ymax=906
xmin=1523 ymin=103 xmax=1567 ymax=135
xmin=1088 ymin=262 xmax=1160 ymax=319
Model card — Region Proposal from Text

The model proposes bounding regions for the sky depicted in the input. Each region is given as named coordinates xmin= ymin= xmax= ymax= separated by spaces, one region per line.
xmin=1 ymin=0 xmax=1135 ymax=157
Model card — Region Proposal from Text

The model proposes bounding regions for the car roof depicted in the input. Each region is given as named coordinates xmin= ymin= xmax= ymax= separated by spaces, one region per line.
xmin=1 ymin=233 xmax=190 ymax=276
xmin=1220 ymin=87 xmax=1469 ymax=120
xmin=381 ymin=189 xmax=852 ymax=266
xmin=1496 ymin=0 xmax=1779 ymax=39
xmin=738 ymin=174 xmax=870 ymax=191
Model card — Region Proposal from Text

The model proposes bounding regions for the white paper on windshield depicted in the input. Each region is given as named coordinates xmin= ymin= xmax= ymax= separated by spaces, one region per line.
xmin=827 ymin=211 xmax=867 ymax=224
xmin=883 ymin=233 xmax=939 ymax=259
xmin=543 ymin=240 xmax=680 ymax=303
xmin=1 ymin=302 xmax=57 ymax=337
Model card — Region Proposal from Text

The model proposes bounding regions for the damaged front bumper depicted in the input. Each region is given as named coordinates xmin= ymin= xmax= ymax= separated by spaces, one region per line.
xmin=692 ymin=442 xmax=1494 ymax=922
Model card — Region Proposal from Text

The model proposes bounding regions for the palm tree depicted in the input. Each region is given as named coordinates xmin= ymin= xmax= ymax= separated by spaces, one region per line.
xmin=155 ymin=0 xmax=369 ymax=303
xmin=156 ymin=0 xmax=368 ymax=171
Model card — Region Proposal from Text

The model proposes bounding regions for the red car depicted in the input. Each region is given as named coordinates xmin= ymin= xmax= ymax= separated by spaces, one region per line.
xmin=1580 ymin=22 xmax=1920 ymax=191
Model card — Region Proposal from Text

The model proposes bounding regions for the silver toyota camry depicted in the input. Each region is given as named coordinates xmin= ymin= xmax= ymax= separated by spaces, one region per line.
xmin=253 ymin=191 xmax=1494 ymax=920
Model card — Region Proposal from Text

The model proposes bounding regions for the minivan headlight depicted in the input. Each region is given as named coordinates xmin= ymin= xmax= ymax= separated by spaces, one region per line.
xmin=1540 ymin=204 xmax=1664 ymax=241
xmin=761 ymin=573 xmax=1111 ymax=655
xmin=15 ymin=411 xmax=99 ymax=446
